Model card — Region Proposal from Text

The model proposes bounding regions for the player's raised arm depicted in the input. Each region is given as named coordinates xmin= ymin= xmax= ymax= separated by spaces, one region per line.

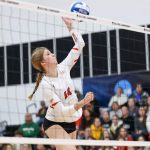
xmin=60 ymin=17 xmax=85 ymax=70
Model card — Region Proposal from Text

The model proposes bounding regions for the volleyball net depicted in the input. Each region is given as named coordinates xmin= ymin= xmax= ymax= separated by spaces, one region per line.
xmin=0 ymin=137 xmax=150 ymax=147
xmin=0 ymin=137 xmax=150 ymax=150
xmin=0 ymin=0 xmax=150 ymax=148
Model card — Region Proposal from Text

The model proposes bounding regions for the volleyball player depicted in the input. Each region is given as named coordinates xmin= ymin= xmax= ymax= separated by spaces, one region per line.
xmin=28 ymin=17 xmax=94 ymax=150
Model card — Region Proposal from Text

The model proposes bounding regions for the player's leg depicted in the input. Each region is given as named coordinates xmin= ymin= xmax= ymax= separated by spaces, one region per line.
xmin=69 ymin=130 xmax=76 ymax=139
xmin=45 ymin=125 xmax=77 ymax=150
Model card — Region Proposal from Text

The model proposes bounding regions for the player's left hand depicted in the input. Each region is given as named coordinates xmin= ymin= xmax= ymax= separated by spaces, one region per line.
xmin=62 ymin=17 xmax=73 ymax=31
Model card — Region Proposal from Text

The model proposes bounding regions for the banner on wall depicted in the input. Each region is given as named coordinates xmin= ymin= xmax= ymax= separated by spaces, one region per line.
xmin=83 ymin=71 xmax=150 ymax=107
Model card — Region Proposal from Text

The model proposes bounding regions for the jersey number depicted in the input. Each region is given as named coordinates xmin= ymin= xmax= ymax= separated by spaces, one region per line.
xmin=64 ymin=87 xmax=72 ymax=99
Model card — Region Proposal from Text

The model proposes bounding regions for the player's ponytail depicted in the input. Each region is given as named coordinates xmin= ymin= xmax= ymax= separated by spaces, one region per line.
xmin=28 ymin=47 xmax=46 ymax=100
xmin=28 ymin=72 xmax=44 ymax=100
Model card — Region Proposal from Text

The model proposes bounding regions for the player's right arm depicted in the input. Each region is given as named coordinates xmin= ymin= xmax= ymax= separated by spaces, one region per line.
xmin=41 ymin=84 xmax=94 ymax=117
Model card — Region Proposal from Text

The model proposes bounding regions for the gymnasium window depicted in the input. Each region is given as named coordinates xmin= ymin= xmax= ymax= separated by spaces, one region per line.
xmin=0 ymin=47 xmax=4 ymax=86
xmin=7 ymin=44 xmax=21 ymax=85
xmin=83 ymin=34 xmax=90 ymax=77
xmin=110 ymin=30 xmax=117 ymax=74
xmin=23 ymin=43 xmax=29 ymax=84
xmin=120 ymin=30 xmax=146 ymax=72
xmin=56 ymin=36 xmax=81 ymax=78
xmin=92 ymin=31 xmax=107 ymax=76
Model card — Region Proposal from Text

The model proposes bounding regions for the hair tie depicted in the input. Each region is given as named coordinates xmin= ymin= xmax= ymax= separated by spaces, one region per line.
xmin=39 ymin=70 xmax=43 ymax=74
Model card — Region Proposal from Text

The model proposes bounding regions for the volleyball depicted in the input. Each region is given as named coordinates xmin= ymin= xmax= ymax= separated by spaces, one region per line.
xmin=70 ymin=1 xmax=90 ymax=15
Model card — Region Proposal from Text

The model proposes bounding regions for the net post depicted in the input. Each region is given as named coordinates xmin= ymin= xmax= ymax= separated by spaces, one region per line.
xmin=80 ymin=50 xmax=84 ymax=78
xmin=4 ymin=45 xmax=7 ymax=86
xmin=88 ymin=33 xmax=93 ymax=77
xmin=28 ymin=42 xmax=32 ymax=83
xmin=20 ymin=43 xmax=23 ymax=84
xmin=145 ymin=25 xmax=150 ymax=71
xmin=116 ymin=29 xmax=121 ymax=74
xmin=106 ymin=29 xmax=111 ymax=75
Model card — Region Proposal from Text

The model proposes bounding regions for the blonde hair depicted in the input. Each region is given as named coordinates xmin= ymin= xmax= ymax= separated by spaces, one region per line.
xmin=28 ymin=47 xmax=47 ymax=100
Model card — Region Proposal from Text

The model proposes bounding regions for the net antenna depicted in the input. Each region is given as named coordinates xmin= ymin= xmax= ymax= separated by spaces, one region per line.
xmin=0 ymin=0 xmax=150 ymax=34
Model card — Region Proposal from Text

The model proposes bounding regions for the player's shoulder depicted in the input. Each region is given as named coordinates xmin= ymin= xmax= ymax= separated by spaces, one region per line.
xmin=58 ymin=62 xmax=66 ymax=70
xmin=58 ymin=63 xmax=69 ymax=74
xmin=40 ymin=76 xmax=53 ymax=89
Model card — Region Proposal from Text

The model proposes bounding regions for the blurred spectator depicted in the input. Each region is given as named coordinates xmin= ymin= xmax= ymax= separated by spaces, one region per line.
xmin=2 ymin=144 xmax=14 ymax=150
xmin=90 ymin=117 xmax=104 ymax=140
xmin=14 ymin=130 xmax=23 ymax=150
xmin=121 ymin=106 xmax=134 ymax=135
xmin=85 ymin=127 xmax=92 ymax=140
xmin=131 ymin=83 xmax=149 ymax=106
xmin=40 ymin=126 xmax=47 ymax=138
xmin=78 ymin=127 xmax=92 ymax=141
xmin=101 ymin=111 xmax=112 ymax=129
xmin=19 ymin=113 xmax=40 ymax=137
xmin=117 ymin=127 xmax=133 ymax=141
xmin=14 ymin=131 xmax=31 ymax=150
xmin=75 ymin=90 xmax=83 ymax=100
xmin=85 ymin=103 xmax=94 ymax=115
xmin=108 ymin=87 xmax=128 ymax=108
xmin=86 ymin=100 xmax=100 ymax=117
xmin=146 ymin=96 xmax=150 ymax=115
xmin=134 ymin=106 xmax=148 ymax=140
xmin=100 ymin=129 xmax=112 ymax=150
xmin=92 ymin=100 xmax=101 ymax=117
xmin=146 ymin=115 xmax=150 ymax=140
xmin=36 ymin=144 xmax=46 ymax=150
xmin=109 ymin=102 xmax=122 ymax=119
xmin=76 ymin=103 xmax=95 ymax=130
xmin=36 ymin=100 xmax=48 ymax=126
xmin=128 ymin=147 xmax=136 ymax=150
xmin=108 ymin=115 xmax=122 ymax=140
xmin=0 ymin=144 xmax=3 ymax=150
xmin=78 ymin=109 xmax=93 ymax=140
xmin=115 ymin=127 xmax=133 ymax=150
xmin=15 ymin=130 xmax=23 ymax=137
xmin=137 ymin=134 xmax=146 ymax=141
xmin=128 ymin=98 xmax=138 ymax=117
xmin=20 ymin=144 xmax=32 ymax=150
xmin=49 ymin=145 xmax=56 ymax=150
xmin=78 ymin=127 xmax=93 ymax=150
xmin=137 ymin=135 xmax=147 ymax=150
xmin=102 ymin=128 xmax=112 ymax=140
xmin=115 ymin=138 xmax=127 ymax=150
xmin=79 ymin=109 xmax=93 ymax=131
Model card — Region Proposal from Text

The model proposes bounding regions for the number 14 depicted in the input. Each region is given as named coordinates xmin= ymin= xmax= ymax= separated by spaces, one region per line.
xmin=64 ymin=87 xmax=72 ymax=99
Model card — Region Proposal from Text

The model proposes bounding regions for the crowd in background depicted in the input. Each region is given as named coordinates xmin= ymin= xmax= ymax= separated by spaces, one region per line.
xmin=1 ymin=83 xmax=150 ymax=150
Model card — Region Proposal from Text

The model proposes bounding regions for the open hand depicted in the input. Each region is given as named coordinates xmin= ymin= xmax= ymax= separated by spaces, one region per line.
xmin=84 ymin=92 xmax=94 ymax=105
xmin=62 ymin=17 xmax=73 ymax=32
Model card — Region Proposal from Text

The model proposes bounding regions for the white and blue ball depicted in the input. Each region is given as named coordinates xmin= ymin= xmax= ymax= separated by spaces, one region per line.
xmin=70 ymin=1 xmax=90 ymax=15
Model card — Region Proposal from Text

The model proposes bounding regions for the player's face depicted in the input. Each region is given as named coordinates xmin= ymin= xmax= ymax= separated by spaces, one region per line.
xmin=42 ymin=49 xmax=57 ymax=65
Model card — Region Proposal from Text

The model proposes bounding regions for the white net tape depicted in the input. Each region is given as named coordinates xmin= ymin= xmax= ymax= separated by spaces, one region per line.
xmin=0 ymin=137 xmax=150 ymax=147
xmin=0 ymin=0 xmax=150 ymax=34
